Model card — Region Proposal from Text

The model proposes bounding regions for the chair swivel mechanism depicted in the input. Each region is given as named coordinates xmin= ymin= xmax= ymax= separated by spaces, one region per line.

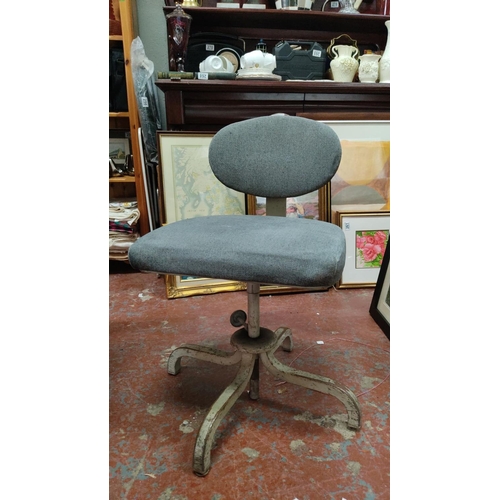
xmin=128 ymin=114 xmax=362 ymax=476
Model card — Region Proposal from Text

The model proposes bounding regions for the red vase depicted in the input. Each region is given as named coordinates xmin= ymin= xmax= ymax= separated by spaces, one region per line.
xmin=165 ymin=3 xmax=192 ymax=72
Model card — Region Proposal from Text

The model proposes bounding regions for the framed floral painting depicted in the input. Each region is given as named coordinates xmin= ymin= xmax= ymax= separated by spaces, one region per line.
xmin=334 ymin=210 xmax=390 ymax=288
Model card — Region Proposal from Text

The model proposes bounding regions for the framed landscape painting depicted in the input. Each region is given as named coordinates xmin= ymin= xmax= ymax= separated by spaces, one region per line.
xmin=323 ymin=120 xmax=390 ymax=216
xmin=298 ymin=113 xmax=390 ymax=217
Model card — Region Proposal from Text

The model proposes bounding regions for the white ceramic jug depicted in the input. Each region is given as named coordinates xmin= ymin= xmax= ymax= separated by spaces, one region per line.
xmin=379 ymin=20 xmax=390 ymax=83
xmin=358 ymin=53 xmax=381 ymax=83
xmin=330 ymin=45 xmax=359 ymax=82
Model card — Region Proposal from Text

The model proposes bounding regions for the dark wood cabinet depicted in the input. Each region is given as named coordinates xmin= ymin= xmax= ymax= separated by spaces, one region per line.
xmin=156 ymin=79 xmax=389 ymax=131
xmin=157 ymin=8 xmax=390 ymax=131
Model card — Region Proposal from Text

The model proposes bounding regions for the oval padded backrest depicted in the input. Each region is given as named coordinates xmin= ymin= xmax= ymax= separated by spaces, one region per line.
xmin=208 ymin=115 xmax=342 ymax=198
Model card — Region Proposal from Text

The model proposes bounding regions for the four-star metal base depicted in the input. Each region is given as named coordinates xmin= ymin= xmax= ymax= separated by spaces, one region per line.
xmin=166 ymin=283 xmax=362 ymax=476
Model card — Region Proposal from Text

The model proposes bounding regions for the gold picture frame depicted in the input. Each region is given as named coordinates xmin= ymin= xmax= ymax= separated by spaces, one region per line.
xmin=158 ymin=131 xmax=247 ymax=299
xmin=164 ymin=275 xmax=246 ymax=300
xmin=334 ymin=210 xmax=390 ymax=289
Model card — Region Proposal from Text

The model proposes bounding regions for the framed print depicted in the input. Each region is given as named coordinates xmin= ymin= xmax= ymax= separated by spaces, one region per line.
xmin=298 ymin=114 xmax=390 ymax=219
xmin=246 ymin=186 xmax=329 ymax=221
xmin=109 ymin=137 xmax=130 ymax=165
xmin=369 ymin=237 xmax=390 ymax=339
xmin=324 ymin=120 xmax=390 ymax=218
xmin=335 ymin=210 xmax=389 ymax=288
xmin=158 ymin=132 xmax=247 ymax=299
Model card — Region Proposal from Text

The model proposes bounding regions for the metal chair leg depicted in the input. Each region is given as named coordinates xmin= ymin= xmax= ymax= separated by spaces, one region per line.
xmin=260 ymin=347 xmax=362 ymax=430
xmin=271 ymin=326 xmax=293 ymax=354
xmin=249 ymin=358 xmax=259 ymax=400
xmin=192 ymin=352 xmax=256 ymax=476
xmin=167 ymin=344 xmax=242 ymax=375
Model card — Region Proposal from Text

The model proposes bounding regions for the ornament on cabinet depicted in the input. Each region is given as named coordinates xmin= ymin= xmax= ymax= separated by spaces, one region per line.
xmin=327 ymin=34 xmax=359 ymax=83
xmin=339 ymin=0 xmax=360 ymax=14
xmin=358 ymin=51 xmax=381 ymax=83
xmin=166 ymin=2 xmax=192 ymax=72
xmin=379 ymin=20 xmax=390 ymax=83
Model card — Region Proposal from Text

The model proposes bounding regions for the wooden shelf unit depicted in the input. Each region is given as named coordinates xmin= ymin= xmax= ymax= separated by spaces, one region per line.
xmin=109 ymin=176 xmax=136 ymax=183
xmin=109 ymin=0 xmax=149 ymax=236
xmin=162 ymin=6 xmax=390 ymax=52
xmin=157 ymin=8 xmax=390 ymax=132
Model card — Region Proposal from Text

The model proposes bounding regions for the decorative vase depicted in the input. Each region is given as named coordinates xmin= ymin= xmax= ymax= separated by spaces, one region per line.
xmin=379 ymin=20 xmax=390 ymax=83
xmin=358 ymin=53 xmax=381 ymax=83
xmin=165 ymin=2 xmax=192 ymax=72
xmin=338 ymin=0 xmax=360 ymax=14
xmin=329 ymin=44 xmax=359 ymax=82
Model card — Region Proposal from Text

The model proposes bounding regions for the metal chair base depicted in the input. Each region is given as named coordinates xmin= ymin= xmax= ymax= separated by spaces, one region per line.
xmin=167 ymin=314 xmax=362 ymax=476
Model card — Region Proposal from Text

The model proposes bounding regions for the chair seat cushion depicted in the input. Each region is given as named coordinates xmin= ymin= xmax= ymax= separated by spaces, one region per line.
xmin=128 ymin=215 xmax=346 ymax=287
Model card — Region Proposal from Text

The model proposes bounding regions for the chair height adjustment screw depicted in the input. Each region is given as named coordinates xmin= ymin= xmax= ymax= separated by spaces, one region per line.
xmin=230 ymin=309 xmax=247 ymax=327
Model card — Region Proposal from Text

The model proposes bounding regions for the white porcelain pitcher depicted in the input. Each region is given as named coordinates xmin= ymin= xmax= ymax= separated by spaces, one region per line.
xmin=330 ymin=44 xmax=359 ymax=82
xmin=358 ymin=53 xmax=381 ymax=83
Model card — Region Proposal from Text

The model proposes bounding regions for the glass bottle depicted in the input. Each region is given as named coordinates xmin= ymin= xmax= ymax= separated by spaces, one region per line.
xmin=165 ymin=2 xmax=192 ymax=72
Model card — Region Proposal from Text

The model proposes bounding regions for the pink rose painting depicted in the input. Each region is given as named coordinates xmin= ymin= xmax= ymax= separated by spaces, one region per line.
xmin=355 ymin=230 xmax=389 ymax=269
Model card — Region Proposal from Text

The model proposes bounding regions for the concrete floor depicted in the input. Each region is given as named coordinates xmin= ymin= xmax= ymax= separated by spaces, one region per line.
xmin=109 ymin=264 xmax=390 ymax=499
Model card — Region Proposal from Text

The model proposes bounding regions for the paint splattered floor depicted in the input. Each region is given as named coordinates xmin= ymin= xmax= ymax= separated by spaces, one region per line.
xmin=109 ymin=263 xmax=390 ymax=500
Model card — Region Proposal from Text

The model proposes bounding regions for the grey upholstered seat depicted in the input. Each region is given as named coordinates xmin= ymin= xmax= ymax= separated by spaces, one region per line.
xmin=129 ymin=114 xmax=346 ymax=287
xmin=128 ymin=215 xmax=345 ymax=287
xmin=127 ymin=114 xmax=361 ymax=477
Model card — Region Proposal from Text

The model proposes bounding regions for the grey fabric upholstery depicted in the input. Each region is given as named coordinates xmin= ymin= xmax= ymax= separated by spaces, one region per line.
xmin=209 ymin=115 xmax=342 ymax=198
xmin=128 ymin=215 xmax=346 ymax=287
xmin=129 ymin=115 xmax=346 ymax=288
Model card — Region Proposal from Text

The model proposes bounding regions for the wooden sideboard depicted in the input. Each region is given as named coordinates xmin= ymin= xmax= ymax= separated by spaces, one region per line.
xmin=156 ymin=79 xmax=390 ymax=131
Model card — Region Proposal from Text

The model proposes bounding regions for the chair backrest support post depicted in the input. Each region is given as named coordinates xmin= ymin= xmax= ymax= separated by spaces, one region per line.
xmin=266 ymin=198 xmax=287 ymax=217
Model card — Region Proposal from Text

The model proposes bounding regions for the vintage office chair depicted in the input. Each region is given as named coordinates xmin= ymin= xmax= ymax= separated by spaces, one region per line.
xmin=128 ymin=114 xmax=361 ymax=476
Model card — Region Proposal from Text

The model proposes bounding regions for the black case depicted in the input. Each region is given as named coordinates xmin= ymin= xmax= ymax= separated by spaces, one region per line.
xmin=109 ymin=47 xmax=128 ymax=112
xmin=272 ymin=41 xmax=328 ymax=81
xmin=185 ymin=32 xmax=245 ymax=73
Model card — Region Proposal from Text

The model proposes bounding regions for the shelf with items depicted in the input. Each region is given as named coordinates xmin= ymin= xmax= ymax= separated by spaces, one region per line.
xmin=162 ymin=6 xmax=389 ymax=52
xmin=158 ymin=2 xmax=390 ymax=130
xmin=109 ymin=0 xmax=149 ymax=242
